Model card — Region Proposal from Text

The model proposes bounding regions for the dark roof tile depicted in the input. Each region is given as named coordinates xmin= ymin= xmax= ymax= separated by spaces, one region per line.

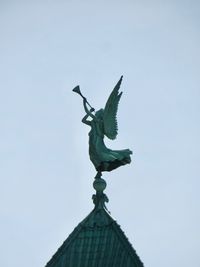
xmin=46 ymin=207 xmax=144 ymax=267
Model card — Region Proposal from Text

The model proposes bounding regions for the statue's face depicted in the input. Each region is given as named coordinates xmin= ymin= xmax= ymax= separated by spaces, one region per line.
xmin=95 ymin=109 xmax=104 ymax=119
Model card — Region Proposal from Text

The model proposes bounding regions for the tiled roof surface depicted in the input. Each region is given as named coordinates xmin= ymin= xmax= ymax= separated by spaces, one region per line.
xmin=45 ymin=207 xmax=144 ymax=267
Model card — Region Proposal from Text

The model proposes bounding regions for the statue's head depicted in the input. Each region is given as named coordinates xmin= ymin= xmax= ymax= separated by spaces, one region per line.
xmin=95 ymin=109 xmax=104 ymax=119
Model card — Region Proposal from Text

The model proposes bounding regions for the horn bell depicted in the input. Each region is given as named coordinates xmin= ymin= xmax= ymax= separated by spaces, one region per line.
xmin=72 ymin=86 xmax=81 ymax=95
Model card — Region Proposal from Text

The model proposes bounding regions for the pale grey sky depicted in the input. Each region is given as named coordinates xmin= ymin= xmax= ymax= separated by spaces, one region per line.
xmin=0 ymin=1 xmax=200 ymax=266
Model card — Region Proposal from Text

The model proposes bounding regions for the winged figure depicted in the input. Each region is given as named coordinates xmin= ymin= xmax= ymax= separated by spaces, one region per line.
xmin=73 ymin=76 xmax=132 ymax=175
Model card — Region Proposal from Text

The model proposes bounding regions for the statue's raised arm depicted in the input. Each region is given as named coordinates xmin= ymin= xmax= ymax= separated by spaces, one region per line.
xmin=73 ymin=76 xmax=132 ymax=177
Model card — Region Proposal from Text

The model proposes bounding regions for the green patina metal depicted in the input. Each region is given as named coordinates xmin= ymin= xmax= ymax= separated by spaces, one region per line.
xmin=73 ymin=76 xmax=132 ymax=176
xmin=45 ymin=176 xmax=144 ymax=267
xmin=45 ymin=77 xmax=144 ymax=267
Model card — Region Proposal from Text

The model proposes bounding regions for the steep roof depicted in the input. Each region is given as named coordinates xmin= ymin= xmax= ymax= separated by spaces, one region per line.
xmin=45 ymin=177 xmax=144 ymax=267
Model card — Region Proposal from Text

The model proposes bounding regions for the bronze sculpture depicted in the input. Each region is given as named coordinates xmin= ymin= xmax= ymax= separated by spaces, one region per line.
xmin=73 ymin=76 xmax=132 ymax=180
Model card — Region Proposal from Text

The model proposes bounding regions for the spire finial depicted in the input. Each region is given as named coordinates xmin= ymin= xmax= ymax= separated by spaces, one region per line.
xmin=92 ymin=172 xmax=109 ymax=210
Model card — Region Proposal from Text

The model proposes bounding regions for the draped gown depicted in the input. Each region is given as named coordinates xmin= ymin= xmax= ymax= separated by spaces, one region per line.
xmin=88 ymin=115 xmax=132 ymax=172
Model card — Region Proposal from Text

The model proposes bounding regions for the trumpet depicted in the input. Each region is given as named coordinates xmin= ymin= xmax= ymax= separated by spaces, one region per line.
xmin=72 ymin=86 xmax=94 ymax=110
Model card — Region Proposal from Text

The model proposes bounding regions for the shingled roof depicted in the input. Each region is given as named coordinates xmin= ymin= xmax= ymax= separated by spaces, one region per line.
xmin=45 ymin=177 xmax=144 ymax=267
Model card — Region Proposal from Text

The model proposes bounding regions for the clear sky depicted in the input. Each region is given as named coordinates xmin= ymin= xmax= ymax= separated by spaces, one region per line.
xmin=0 ymin=1 xmax=200 ymax=266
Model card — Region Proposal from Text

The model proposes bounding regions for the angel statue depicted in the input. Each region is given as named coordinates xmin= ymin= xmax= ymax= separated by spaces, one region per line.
xmin=73 ymin=76 xmax=132 ymax=179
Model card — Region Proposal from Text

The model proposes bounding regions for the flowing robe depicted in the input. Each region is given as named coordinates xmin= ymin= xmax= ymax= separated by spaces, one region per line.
xmin=88 ymin=118 xmax=132 ymax=172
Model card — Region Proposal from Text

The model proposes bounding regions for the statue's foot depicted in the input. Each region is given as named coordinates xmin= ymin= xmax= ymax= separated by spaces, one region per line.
xmin=95 ymin=171 xmax=102 ymax=179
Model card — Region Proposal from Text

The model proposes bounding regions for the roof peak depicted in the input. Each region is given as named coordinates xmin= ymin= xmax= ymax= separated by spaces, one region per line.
xmin=46 ymin=201 xmax=144 ymax=267
xmin=45 ymin=173 xmax=144 ymax=267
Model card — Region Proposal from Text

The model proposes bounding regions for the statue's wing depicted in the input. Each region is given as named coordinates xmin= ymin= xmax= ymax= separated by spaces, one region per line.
xmin=103 ymin=76 xmax=123 ymax=140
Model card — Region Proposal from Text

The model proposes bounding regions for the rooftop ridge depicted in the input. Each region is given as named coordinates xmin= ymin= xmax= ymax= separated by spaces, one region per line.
xmin=45 ymin=174 xmax=144 ymax=267
xmin=112 ymin=221 xmax=144 ymax=266
xmin=45 ymin=204 xmax=144 ymax=267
